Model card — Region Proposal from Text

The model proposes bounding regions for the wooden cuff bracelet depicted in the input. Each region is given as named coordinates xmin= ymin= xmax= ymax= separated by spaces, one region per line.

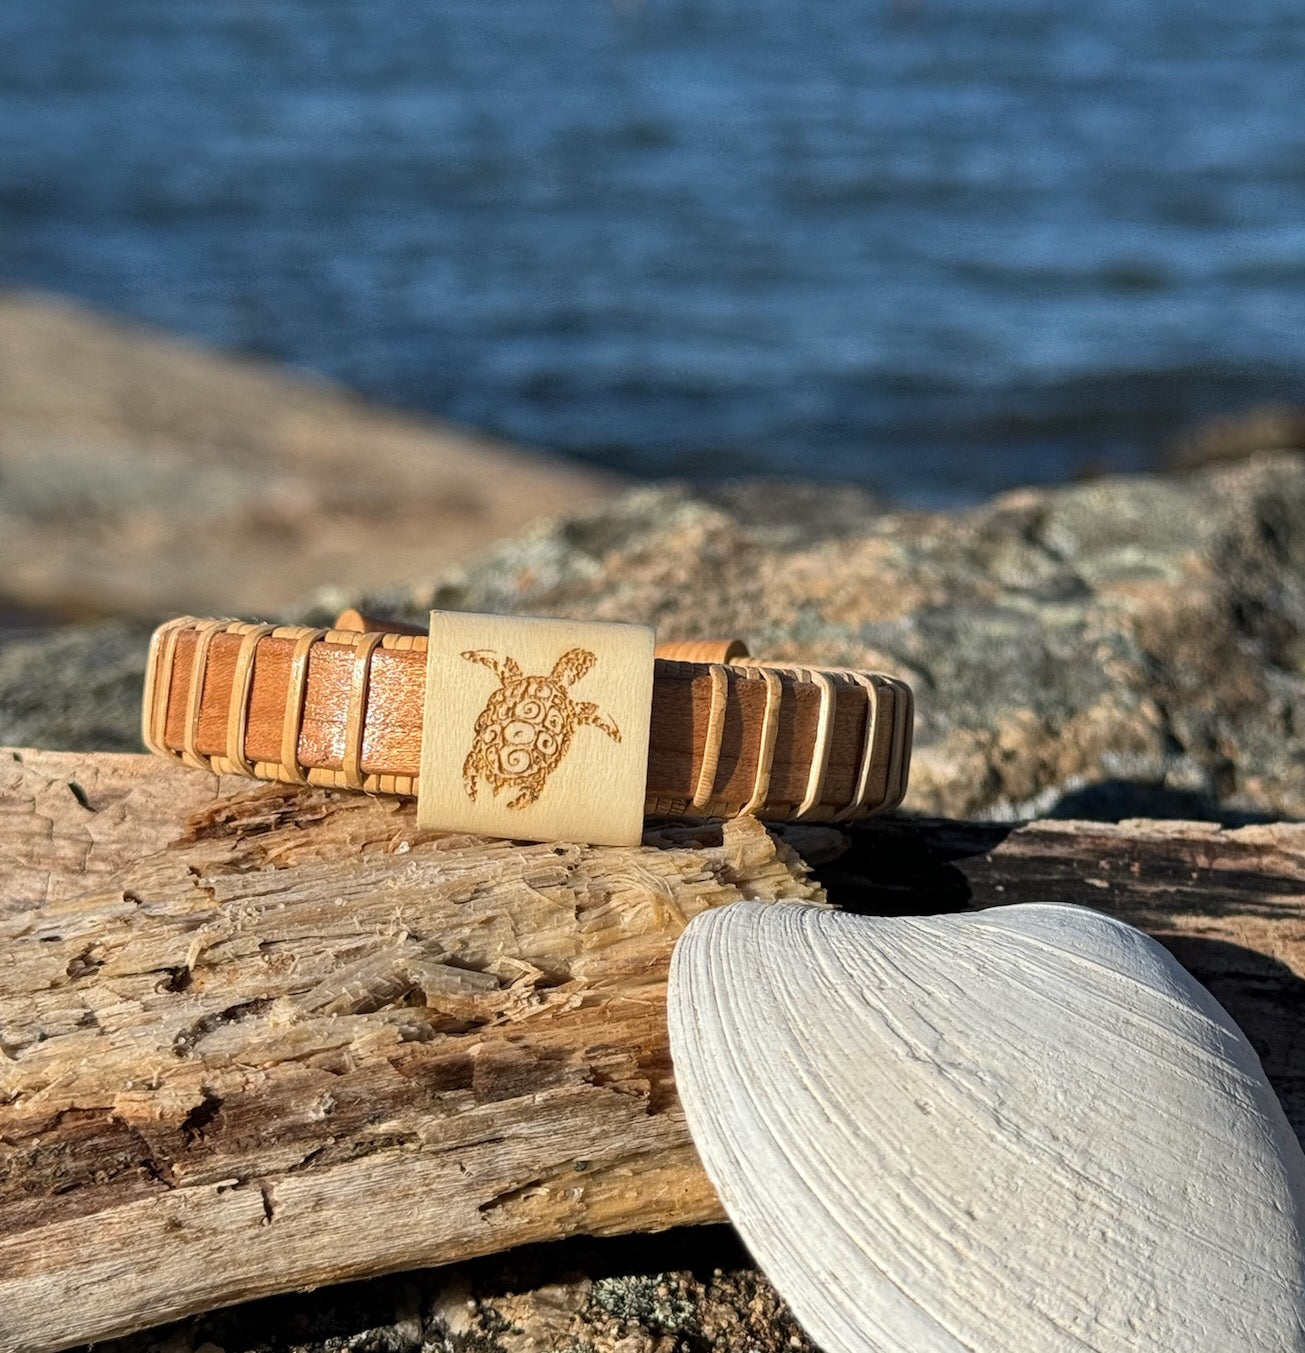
xmin=142 ymin=611 xmax=913 ymax=838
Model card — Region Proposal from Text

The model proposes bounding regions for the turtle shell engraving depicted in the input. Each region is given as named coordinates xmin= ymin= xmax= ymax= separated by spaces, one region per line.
xmin=461 ymin=647 xmax=622 ymax=810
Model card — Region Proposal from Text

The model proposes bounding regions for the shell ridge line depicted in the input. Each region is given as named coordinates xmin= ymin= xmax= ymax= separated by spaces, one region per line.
xmin=673 ymin=909 xmax=957 ymax=1342
xmin=672 ymin=907 xmax=968 ymax=1352
xmin=949 ymin=923 xmax=1293 ymax=1117
xmin=963 ymin=909 xmax=1267 ymax=1067
xmin=676 ymin=907 xmax=1120 ymax=1353
xmin=752 ymin=913 xmax=1043 ymax=1267
xmin=840 ymin=920 xmax=1305 ymax=1286
xmin=725 ymin=976 xmax=1206 ymax=1351
xmin=788 ymin=909 xmax=977 ymax=1066
xmin=670 ymin=906 xmax=781 ymax=1190
xmin=888 ymin=909 xmax=1283 ymax=1119
xmin=675 ymin=906 xmax=1073 ymax=1353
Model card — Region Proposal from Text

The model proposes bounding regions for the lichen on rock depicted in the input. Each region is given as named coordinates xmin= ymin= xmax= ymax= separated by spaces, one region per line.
xmin=92 ymin=1230 xmax=814 ymax=1353
xmin=334 ymin=453 xmax=1305 ymax=824
xmin=8 ymin=454 xmax=1305 ymax=823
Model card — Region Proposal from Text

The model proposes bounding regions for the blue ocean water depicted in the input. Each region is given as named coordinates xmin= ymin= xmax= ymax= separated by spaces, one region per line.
xmin=1 ymin=0 xmax=1302 ymax=501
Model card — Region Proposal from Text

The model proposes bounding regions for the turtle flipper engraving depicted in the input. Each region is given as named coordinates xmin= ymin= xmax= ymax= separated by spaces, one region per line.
xmin=506 ymin=782 xmax=542 ymax=811
xmin=460 ymin=646 xmax=621 ymax=809
xmin=572 ymin=701 xmax=622 ymax=743
xmin=550 ymin=648 xmax=596 ymax=685
xmin=462 ymin=650 xmax=522 ymax=683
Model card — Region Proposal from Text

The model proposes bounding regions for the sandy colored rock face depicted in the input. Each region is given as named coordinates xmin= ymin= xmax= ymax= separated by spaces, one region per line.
xmin=6 ymin=456 xmax=1305 ymax=823
xmin=344 ymin=455 xmax=1305 ymax=823
xmin=0 ymin=292 xmax=618 ymax=621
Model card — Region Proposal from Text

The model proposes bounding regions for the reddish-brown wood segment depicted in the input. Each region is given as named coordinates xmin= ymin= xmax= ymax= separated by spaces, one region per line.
xmin=147 ymin=620 xmax=912 ymax=822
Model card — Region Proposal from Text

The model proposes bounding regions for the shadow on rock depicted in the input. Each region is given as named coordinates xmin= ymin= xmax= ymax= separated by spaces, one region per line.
xmin=1044 ymin=778 xmax=1286 ymax=826
xmin=91 ymin=1226 xmax=809 ymax=1353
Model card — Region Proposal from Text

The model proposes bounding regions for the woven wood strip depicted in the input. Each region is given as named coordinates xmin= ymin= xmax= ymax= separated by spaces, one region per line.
xmin=741 ymin=666 xmax=784 ymax=816
xmin=151 ymin=622 xmax=910 ymax=821
xmin=216 ymin=622 xmax=276 ymax=776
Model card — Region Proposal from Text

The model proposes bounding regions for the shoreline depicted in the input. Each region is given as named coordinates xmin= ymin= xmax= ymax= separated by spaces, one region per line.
xmin=2 ymin=290 xmax=1299 ymax=640
xmin=0 ymin=291 xmax=623 ymax=626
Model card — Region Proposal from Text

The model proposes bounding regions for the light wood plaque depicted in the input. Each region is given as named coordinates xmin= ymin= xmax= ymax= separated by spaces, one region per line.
xmin=417 ymin=610 xmax=656 ymax=845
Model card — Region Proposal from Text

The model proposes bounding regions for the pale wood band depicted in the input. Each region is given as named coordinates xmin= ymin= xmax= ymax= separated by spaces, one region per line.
xmin=143 ymin=616 xmax=913 ymax=822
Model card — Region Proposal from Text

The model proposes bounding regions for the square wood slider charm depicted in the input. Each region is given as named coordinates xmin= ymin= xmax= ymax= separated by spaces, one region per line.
xmin=417 ymin=610 xmax=656 ymax=846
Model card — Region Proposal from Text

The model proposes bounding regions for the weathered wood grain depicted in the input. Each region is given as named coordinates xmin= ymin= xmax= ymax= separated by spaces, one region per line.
xmin=0 ymin=749 xmax=823 ymax=1353
xmin=2 ymin=749 xmax=1303 ymax=1352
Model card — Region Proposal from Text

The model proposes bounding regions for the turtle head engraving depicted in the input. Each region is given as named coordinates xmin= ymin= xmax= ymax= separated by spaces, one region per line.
xmin=460 ymin=647 xmax=622 ymax=810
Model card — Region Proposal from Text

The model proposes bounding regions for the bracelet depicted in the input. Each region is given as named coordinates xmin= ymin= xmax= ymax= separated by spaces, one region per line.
xmin=142 ymin=611 xmax=913 ymax=837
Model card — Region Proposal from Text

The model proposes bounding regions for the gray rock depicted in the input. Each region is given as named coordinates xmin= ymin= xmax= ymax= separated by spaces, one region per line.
xmin=90 ymin=1229 xmax=812 ymax=1353
xmin=11 ymin=456 xmax=1305 ymax=823
xmin=0 ymin=620 xmax=154 ymax=753
xmin=339 ymin=452 xmax=1305 ymax=823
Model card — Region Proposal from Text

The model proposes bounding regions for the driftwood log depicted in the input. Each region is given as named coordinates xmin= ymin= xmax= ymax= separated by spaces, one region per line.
xmin=1 ymin=749 xmax=1303 ymax=1353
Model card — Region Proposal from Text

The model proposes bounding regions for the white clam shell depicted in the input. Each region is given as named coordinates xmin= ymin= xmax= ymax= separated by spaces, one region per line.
xmin=668 ymin=901 xmax=1305 ymax=1352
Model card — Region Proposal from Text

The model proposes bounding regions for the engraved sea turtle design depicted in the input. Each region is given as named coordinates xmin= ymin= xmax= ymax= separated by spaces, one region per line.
xmin=461 ymin=647 xmax=621 ymax=809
